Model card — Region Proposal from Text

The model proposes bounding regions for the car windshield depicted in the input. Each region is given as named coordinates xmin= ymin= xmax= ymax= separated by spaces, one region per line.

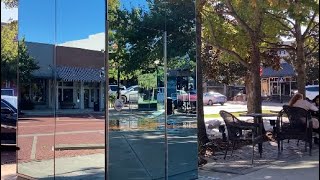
xmin=126 ymin=86 xmax=138 ymax=91
xmin=109 ymin=86 xmax=117 ymax=91
xmin=109 ymin=85 xmax=125 ymax=91
xmin=306 ymin=86 xmax=319 ymax=92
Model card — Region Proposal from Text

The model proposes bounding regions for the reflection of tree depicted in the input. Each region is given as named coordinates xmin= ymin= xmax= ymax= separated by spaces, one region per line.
xmin=18 ymin=38 xmax=40 ymax=83
xmin=138 ymin=73 xmax=157 ymax=101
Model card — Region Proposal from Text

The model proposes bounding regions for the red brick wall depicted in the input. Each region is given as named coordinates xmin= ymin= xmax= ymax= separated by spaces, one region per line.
xmin=56 ymin=46 xmax=104 ymax=68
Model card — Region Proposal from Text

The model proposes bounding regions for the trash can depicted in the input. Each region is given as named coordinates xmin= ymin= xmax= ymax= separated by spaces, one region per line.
xmin=167 ymin=98 xmax=173 ymax=115
xmin=94 ymin=102 xmax=99 ymax=111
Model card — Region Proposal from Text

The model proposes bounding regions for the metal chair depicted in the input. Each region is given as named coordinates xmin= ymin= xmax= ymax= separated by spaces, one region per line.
xmin=219 ymin=110 xmax=264 ymax=164
xmin=275 ymin=105 xmax=313 ymax=156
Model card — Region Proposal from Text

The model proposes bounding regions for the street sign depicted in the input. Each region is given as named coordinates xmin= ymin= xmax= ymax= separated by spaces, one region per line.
xmin=114 ymin=99 xmax=124 ymax=112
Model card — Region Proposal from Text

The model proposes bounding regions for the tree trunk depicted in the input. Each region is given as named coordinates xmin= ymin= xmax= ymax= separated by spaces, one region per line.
xmin=294 ymin=22 xmax=306 ymax=98
xmin=247 ymin=38 xmax=262 ymax=113
xmin=196 ymin=0 xmax=209 ymax=146
xmin=245 ymin=72 xmax=254 ymax=113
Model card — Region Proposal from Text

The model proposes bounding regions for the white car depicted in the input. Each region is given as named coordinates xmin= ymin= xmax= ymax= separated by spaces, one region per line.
xmin=305 ymin=85 xmax=319 ymax=101
xmin=203 ymin=91 xmax=227 ymax=106
xmin=121 ymin=85 xmax=139 ymax=103
xmin=109 ymin=85 xmax=126 ymax=97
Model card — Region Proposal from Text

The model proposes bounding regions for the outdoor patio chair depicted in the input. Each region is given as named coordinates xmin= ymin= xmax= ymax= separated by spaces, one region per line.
xmin=219 ymin=110 xmax=264 ymax=164
xmin=275 ymin=105 xmax=313 ymax=156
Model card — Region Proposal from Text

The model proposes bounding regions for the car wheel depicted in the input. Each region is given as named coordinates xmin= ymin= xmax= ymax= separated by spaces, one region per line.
xmin=208 ymin=100 xmax=213 ymax=106
xmin=220 ymin=102 xmax=224 ymax=106
xmin=121 ymin=96 xmax=127 ymax=103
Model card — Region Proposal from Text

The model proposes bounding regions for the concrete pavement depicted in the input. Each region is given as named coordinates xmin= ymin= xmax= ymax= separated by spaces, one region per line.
xmin=199 ymin=148 xmax=319 ymax=180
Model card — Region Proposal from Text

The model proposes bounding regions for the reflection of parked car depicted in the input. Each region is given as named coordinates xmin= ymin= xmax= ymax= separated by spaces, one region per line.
xmin=306 ymin=85 xmax=319 ymax=101
xmin=121 ymin=85 xmax=139 ymax=103
xmin=177 ymin=91 xmax=197 ymax=102
xmin=203 ymin=91 xmax=227 ymax=105
xmin=1 ymin=98 xmax=17 ymax=144
xmin=1 ymin=88 xmax=15 ymax=96
xmin=109 ymin=85 xmax=126 ymax=96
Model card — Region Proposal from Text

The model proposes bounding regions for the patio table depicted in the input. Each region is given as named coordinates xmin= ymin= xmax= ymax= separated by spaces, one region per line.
xmin=239 ymin=113 xmax=278 ymax=156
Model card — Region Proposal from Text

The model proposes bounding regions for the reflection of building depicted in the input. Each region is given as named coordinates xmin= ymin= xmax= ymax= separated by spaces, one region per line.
xmin=261 ymin=62 xmax=296 ymax=101
xmin=23 ymin=42 xmax=105 ymax=110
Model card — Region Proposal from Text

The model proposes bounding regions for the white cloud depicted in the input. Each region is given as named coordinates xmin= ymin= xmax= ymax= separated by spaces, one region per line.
xmin=1 ymin=2 xmax=18 ymax=22
xmin=59 ymin=33 xmax=105 ymax=51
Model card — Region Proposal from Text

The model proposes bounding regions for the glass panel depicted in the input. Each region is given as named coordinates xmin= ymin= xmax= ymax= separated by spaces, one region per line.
xmin=166 ymin=0 xmax=198 ymax=179
xmin=17 ymin=0 xmax=56 ymax=179
xmin=54 ymin=0 xmax=105 ymax=179
xmin=108 ymin=0 xmax=166 ymax=179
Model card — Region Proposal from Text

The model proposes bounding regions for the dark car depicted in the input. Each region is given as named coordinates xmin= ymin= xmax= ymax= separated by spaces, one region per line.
xmin=1 ymin=99 xmax=17 ymax=144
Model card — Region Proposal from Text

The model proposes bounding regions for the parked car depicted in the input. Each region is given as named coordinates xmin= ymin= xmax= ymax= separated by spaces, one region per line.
xmin=109 ymin=85 xmax=126 ymax=96
xmin=1 ymin=98 xmax=18 ymax=144
xmin=1 ymin=95 xmax=17 ymax=109
xmin=121 ymin=85 xmax=139 ymax=103
xmin=203 ymin=91 xmax=227 ymax=105
xmin=1 ymin=88 xmax=15 ymax=96
xmin=305 ymin=85 xmax=319 ymax=101
xmin=177 ymin=90 xmax=197 ymax=102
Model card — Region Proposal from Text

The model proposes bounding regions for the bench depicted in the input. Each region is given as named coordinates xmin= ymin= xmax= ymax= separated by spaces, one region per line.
xmin=60 ymin=101 xmax=75 ymax=109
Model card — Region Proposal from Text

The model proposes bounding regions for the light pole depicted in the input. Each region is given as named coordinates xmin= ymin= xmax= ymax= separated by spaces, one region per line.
xmin=154 ymin=59 xmax=160 ymax=87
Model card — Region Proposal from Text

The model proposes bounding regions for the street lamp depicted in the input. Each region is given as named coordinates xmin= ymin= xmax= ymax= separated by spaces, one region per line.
xmin=154 ymin=60 xmax=160 ymax=87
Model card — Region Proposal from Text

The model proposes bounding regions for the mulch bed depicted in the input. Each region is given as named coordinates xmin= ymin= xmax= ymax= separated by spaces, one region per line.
xmin=199 ymin=131 xmax=275 ymax=166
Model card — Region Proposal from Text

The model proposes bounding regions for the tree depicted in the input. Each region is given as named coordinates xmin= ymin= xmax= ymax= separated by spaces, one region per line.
xmin=264 ymin=1 xmax=319 ymax=97
xmin=202 ymin=45 xmax=247 ymax=85
xmin=18 ymin=38 xmax=40 ymax=83
xmin=1 ymin=20 xmax=39 ymax=84
xmin=202 ymin=0 xmax=283 ymax=113
xmin=196 ymin=0 xmax=210 ymax=147
xmin=1 ymin=21 xmax=18 ymax=82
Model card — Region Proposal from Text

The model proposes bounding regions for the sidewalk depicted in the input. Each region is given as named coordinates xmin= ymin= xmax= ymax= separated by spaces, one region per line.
xmin=199 ymin=148 xmax=319 ymax=179
xmin=2 ymin=148 xmax=319 ymax=179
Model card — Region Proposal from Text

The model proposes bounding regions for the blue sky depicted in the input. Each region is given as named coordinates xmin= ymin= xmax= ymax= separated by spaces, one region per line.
xmin=18 ymin=0 xmax=148 ymax=44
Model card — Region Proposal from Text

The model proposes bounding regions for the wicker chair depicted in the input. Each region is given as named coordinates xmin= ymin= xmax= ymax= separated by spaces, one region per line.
xmin=219 ymin=110 xmax=264 ymax=164
xmin=275 ymin=105 xmax=313 ymax=156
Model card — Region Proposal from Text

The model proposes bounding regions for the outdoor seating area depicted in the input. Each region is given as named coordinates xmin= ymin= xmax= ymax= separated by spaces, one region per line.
xmin=201 ymin=104 xmax=319 ymax=173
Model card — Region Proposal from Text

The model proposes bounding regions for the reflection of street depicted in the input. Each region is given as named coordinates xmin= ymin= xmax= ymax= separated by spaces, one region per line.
xmin=18 ymin=114 xmax=105 ymax=163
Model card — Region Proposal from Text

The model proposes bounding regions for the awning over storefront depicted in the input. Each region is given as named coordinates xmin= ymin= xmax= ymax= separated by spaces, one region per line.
xmin=262 ymin=63 xmax=296 ymax=78
xmin=57 ymin=66 xmax=104 ymax=82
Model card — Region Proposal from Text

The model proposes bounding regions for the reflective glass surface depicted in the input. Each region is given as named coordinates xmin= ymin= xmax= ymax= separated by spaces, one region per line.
xmin=54 ymin=0 xmax=105 ymax=178
xmin=165 ymin=1 xmax=198 ymax=179
xmin=17 ymin=0 xmax=56 ymax=178
xmin=16 ymin=0 xmax=198 ymax=179
xmin=108 ymin=0 xmax=166 ymax=179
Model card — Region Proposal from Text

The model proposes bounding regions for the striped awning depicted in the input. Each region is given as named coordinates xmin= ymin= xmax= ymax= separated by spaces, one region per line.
xmin=57 ymin=66 xmax=104 ymax=82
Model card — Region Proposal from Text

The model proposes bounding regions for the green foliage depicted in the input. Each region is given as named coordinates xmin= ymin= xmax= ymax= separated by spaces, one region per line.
xmin=306 ymin=52 xmax=319 ymax=84
xmin=202 ymin=46 xmax=246 ymax=84
xmin=109 ymin=0 xmax=196 ymax=74
xmin=18 ymin=38 xmax=40 ymax=83
xmin=202 ymin=0 xmax=283 ymax=67
xmin=138 ymin=73 xmax=157 ymax=90
xmin=1 ymin=21 xmax=18 ymax=82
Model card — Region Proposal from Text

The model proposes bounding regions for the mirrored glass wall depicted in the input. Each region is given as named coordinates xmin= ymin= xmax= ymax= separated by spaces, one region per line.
xmin=108 ymin=0 xmax=166 ymax=179
xmin=17 ymin=0 xmax=197 ymax=179
xmin=17 ymin=0 xmax=56 ymax=179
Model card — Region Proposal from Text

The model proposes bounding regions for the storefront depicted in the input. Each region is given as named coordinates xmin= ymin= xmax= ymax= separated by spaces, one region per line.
xmin=261 ymin=63 xmax=296 ymax=101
